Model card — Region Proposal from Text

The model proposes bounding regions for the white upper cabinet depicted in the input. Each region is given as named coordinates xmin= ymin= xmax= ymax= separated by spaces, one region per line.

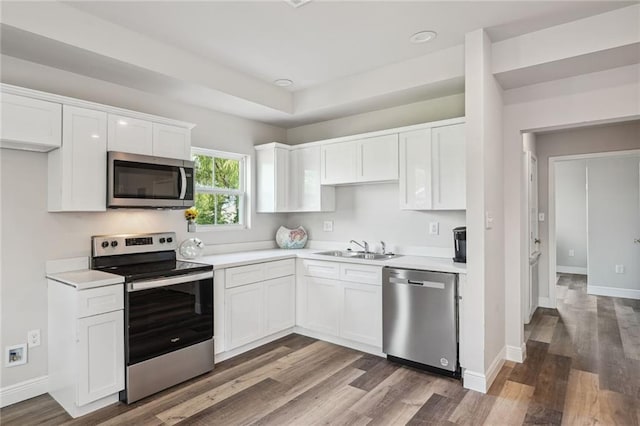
xmin=321 ymin=140 xmax=358 ymax=185
xmin=399 ymin=121 xmax=466 ymax=210
xmin=107 ymin=114 xmax=153 ymax=155
xmin=289 ymin=146 xmax=335 ymax=212
xmin=0 ymin=93 xmax=62 ymax=151
xmin=321 ymin=134 xmax=398 ymax=185
xmin=432 ymin=123 xmax=466 ymax=210
xmin=256 ymin=143 xmax=334 ymax=213
xmin=48 ymin=106 xmax=107 ymax=212
xmin=152 ymin=123 xmax=191 ymax=160
xmin=358 ymin=134 xmax=399 ymax=182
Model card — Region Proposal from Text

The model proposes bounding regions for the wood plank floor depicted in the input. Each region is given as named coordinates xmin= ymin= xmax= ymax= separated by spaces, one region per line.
xmin=2 ymin=274 xmax=639 ymax=425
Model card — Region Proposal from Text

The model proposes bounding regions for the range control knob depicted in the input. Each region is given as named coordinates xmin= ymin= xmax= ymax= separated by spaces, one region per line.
xmin=101 ymin=241 xmax=109 ymax=248
xmin=159 ymin=238 xmax=166 ymax=244
xmin=110 ymin=241 xmax=118 ymax=248
xmin=166 ymin=237 xmax=173 ymax=243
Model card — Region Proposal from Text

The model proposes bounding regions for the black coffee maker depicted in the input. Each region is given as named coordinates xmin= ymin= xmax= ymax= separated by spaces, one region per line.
xmin=453 ymin=226 xmax=466 ymax=263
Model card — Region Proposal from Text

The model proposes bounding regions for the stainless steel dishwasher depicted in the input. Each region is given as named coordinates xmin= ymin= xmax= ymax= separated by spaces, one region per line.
xmin=382 ymin=267 xmax=459 ymax=377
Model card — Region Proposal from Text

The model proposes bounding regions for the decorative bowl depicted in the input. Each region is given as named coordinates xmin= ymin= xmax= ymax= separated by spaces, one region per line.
xmin=275 ymin=226 xmax=308 ymax=249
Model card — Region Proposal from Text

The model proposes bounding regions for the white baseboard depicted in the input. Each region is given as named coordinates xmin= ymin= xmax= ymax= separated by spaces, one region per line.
xmin=293 ymin=327 xmax=385 ymax=358
xmin=214 ymin=328 xmax=294 ymax=362
xmin=557 ymin=266 xmax=587 ymax=275
xmin=538 ymin=297 xmax=553 ymax=308
xmin=463 ymin=347 xmax=505 ymax=394
xmin=0 ymin=375 xmax=48 ymax=408
xmin=588 ymin=285 xmax=640 ymax=300
xmin=506 ymin=343 xmax=527 ymax=363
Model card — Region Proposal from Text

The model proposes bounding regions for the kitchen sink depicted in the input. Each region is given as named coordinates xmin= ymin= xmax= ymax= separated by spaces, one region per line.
xmin=315 ymin=251 xmax=400 ymax=260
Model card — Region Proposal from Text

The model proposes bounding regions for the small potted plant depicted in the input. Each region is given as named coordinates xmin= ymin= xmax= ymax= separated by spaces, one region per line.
xmin=185 ymin=207 xmax=198 ymax=233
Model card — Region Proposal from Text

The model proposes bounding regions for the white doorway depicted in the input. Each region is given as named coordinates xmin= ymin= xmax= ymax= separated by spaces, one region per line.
xmin=549 ymin=149 xmax=640 ymax=301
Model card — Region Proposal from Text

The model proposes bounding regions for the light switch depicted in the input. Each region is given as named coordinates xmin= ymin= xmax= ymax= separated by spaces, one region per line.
xmin=323 ymin=220 xmax=334 ymax=232
xmin=485 ymin=212 xmax=494 ymax=230
xmin=569 ymin=249 xmax=575 ymax=257
xmin=538 ymin=213 xmax=545 ymax=222
xmin=429 ymin=222 xmax=439 ymax=235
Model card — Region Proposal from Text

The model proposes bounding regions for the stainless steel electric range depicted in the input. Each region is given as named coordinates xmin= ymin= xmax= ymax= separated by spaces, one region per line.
xmin=91 ymin=232 xmax=214 ymax=404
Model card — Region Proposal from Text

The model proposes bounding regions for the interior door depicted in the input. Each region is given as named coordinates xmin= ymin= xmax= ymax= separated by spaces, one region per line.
xmin=586 ymin=155 xmax=640 ymax=291
xmin=526 ymin=153 xmax=539 ymax=323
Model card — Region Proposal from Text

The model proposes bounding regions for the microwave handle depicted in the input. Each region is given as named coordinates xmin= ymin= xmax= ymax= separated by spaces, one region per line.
xmin=179 ymin=167 xmax=187 ymax=200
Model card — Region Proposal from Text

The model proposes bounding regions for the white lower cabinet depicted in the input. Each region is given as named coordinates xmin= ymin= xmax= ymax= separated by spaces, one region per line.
xmin=224 ymin=260 xmax=296 ymax=351
xmin=305 ymin=277 xmax=341 ymax=335
xmin=47 ymin=281 xmax=124 ymax=418
xmin=299 ymin=260 xmax=382 ymax=349
xmin=340 ymin=282 xmax=382 ymax=347
xmin=77 ymin=311 xmax=125 ymax=406
xmin=226 ymin=283 xmax=264 ymax=349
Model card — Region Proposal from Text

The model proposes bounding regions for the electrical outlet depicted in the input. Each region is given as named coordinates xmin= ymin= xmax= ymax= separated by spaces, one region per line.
xmin=429 ymin=222 xmax=439 ymax=235
xmin=538 ymin=213 xmax=545 ymax=222
xmin=27 ymin=330 xmax=41 ymax=348
xmin=615 ymin=265 xmax=625 ymax=274
xmin=485 ymin=212 xmax=494 ymax=230
xmin=6 ymin=344 xmax=27 ymax=367
xmin=569 ymin=249 xmax=575 ymax=257
xmin=323 ymin=220 xmax=334 ymax=232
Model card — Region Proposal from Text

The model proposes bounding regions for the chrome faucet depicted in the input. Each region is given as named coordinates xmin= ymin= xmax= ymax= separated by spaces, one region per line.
xmin=350 ymin=240 xmax=370 ymax=253
xmin=380 ymin=241 xmax=386 ymax=254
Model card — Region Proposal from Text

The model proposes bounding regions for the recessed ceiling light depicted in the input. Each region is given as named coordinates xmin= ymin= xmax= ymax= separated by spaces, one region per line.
xmin=117 ymin=119 xmax=128 ymax=126
xmin=274 ymin=79 xmax=293 ymax=87
xmin=409 ymin=30 xmax=437 ymax=44
xmin=285 ymin=0 xmax=311 ymax=8
xmin=90 ymin=134 xmax=100 ymax=139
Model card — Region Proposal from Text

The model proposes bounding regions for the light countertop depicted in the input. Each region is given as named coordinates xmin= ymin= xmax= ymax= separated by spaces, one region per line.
xmin=46 ymin=269 xmax=124 ymax=290
xmin=193 ymin=248 xmax=466 ymax=274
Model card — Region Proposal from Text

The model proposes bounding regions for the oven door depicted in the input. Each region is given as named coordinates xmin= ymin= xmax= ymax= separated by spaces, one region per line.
xmin=125 ymin=271 xmax=213 ymax=366
xmin=108 ymin=151 xmax=194 ymax=208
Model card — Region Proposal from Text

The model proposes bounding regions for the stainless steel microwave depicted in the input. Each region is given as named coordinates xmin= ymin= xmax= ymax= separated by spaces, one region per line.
xmin=108 ymin=151 xmax=194 ymax=209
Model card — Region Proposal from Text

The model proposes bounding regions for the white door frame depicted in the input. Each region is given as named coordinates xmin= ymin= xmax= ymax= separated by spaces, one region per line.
xmin=548 ymin=148 xmax=640 ymax=306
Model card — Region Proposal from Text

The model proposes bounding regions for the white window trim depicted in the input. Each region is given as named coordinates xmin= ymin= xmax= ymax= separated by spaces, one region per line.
xmin=191 ymin=147 xmax=250 ymax=231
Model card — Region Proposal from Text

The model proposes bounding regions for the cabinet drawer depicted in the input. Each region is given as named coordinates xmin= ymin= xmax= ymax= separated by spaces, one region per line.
xmin=264 ymin=259 xmax=295 ymax=281
xmin=225 ymin=263 xmax=264 ymax=288
xmin=339 ymin=264 xmax=382 ymax=285
xmin=77 ymin=285 xmax=123 ymax=318
xmin=302 ymin=260 xmax=340 ymax=279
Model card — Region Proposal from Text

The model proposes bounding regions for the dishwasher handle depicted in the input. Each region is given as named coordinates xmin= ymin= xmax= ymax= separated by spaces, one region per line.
xmin=388 ymin=277 xmax=445 ymax=289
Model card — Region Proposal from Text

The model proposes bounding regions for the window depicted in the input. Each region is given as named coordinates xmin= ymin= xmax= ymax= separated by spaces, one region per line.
xmin=192 ymin=148 xmax=248 ymax=228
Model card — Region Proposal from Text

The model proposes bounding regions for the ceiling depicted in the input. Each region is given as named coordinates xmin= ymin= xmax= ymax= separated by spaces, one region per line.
xmin=65 ymin=1 xmax=633 ymax=91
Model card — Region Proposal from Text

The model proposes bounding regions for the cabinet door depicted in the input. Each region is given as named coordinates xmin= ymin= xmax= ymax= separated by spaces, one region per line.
xmin=341 ymin=282 xmax=382 ymax=347
xmin=225 ymin=283 xmax=264 ymax=350
xmin=432 ymin=124 xmax=466 ymax=210
xmin=152 ymin=123 xmax=191 ymax=160
xmin=399 ymin=129 xmax=432 ymax=210
xmin=0 ymin=93 xmax=61 ymax=150
xmin=290 ymin=146 xmax=334 ymax=211
xmin=321 ymin=141 xmax=358 ymax=185
xmin=264 ymin=276 xmax=295 ymax=335
xmin=358 ymin=134 xmax=399 ymax=182
xmin=256 ymin=146 xmax=288 ymax=212
xmin=305 ymin=276 xmax=341 ymax=336
xmin=57 ymin=105 xmax=107 ymax=211
xmin=107 ymin=114 xmax=153 ymax=155
xmin=77 ymin=310 xmax=124 ymax=407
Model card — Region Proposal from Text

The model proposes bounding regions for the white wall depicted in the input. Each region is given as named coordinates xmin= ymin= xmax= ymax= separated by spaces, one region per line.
xmin=587 ymin=154 xmax=640 ymax=292
xmin=536 ymin=121 xmax=640 ymax=297
xmin=0 ymin=56 xmax=288 ymax=389
xmin=285 ymin=93 xmax=466 ymax=252
xmin=286 ymin=184 xmax=465 ymax=254
xmin=555 ymin=160 xmax=587 ymax=271
xmin=503 ymin=64 xmax=640 ymax=354
xmin=286 ymin=94 xmax=465 ymax=145
xmin=464 ymin=29 xmax=506 ymax=388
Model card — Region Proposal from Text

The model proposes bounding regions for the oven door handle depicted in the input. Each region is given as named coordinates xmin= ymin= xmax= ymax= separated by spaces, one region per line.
xmin=128 ymin=271 xmax=213 ymax=292
xmin=179 ymin=167 xmax=187 ymax=200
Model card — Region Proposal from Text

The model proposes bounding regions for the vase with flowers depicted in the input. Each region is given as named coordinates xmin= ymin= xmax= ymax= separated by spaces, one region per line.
xmin=185 ymin=208 xmax=198 ymax=233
